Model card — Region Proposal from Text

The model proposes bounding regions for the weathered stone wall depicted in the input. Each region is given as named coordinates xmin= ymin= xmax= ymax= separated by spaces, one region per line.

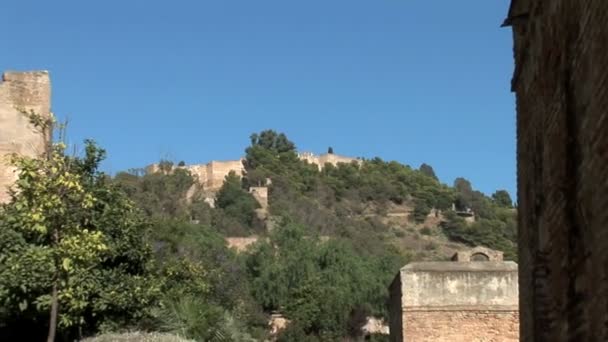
xmin=389 ymin=260 xmax=519 ymax=342
xmin=147 ymin=159 xmax=245 ymax=194
xmin=148 ymin=152 xmax=358 ymax=194
xmin=249 ymin=186 xmax=268 ymax=209
xmin=506 ymin=0 xmax=608 ymax=340
xmin=298 ymin=152 xmax=359 ymax=170
xmin=225 ymin=236 xmax=259 ymax=252
xmin=203 ymin=160 xmax=245 ymax=191
xmin=452 ymin=246 xmax=504 ymax=262
xmin=0 ymin=71 xmax=51 ymax=203
xmin=402 ymin=311 xmax=519 ymax=342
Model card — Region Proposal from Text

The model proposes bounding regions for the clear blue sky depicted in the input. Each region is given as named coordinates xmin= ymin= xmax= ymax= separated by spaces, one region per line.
xmin=1 ymin=0 xmax=516 ymax=198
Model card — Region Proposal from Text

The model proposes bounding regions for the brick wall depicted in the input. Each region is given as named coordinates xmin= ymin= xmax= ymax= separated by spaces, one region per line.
xmin=389 ymin=261 xmax=519 ymax=341
xmin=506 ymin=0 xmax=608 ymax=340
xmin=403 ymin=311 xmax=519 ymax=342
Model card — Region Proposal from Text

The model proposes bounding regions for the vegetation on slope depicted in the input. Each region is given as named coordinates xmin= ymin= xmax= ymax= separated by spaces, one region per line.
xmin=0 ymin=124 xmax=516 ymax=341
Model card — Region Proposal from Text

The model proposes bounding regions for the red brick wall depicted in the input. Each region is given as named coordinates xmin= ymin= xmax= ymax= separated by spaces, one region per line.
xmin=402 ymin=310 xmax=518 ymax=342
xmin=508 ymin=0 xmax=608 ymax=340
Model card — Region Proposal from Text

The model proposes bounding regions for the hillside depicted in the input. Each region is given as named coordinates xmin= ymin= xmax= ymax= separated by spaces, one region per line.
xmin=127 ymin=130 xmax=516 ymax=261
xmin=1 ymin=127 xmax=517 ymax=341
xmin=112 ymin=130 xmax=517 ymax=339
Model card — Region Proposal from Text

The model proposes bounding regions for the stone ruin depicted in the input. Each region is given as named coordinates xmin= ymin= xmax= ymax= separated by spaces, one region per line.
xmin=388 ymin=247 xmax=519 ymax=341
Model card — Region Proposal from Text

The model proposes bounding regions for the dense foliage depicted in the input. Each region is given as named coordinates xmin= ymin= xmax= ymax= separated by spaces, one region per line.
xmin=246 ymin=221 xmax=403 ymax=340
xmin=0 ymin=135 xmax=157 ymax=341
xmin=0 ymin=123 xmax=517 ymax=341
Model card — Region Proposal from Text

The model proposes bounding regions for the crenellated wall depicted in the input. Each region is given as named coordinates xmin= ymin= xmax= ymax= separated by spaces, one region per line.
xmin=298 ymin=152 xmax=360 ymax=170
xmin=148 ymin=152 xmax=358 ymax=194
xmin=0 ymin=71 xmax=52 ymax=203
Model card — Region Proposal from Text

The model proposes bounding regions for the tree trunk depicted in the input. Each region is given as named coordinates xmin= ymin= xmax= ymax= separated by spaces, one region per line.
xmin=47 ymin=227 xmax=60 ymax=342
xmin=47 ymin=281 xmax=58 ymax=342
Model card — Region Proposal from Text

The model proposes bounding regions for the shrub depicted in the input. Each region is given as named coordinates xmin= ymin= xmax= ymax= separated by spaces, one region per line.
xmin=420 ymin=227 xmax=432 ymax=236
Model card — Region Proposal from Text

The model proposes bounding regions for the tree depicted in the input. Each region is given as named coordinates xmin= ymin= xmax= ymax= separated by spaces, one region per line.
xmin=492 ymin=190 xmax=513 ymax=208
xmin=0 ymin=113 xmax=156 ymax=341
xmin=453 ymin=177 xmax=473 ymax=210
xmin=248 ymin=130 xmax=296 ymax=154
xmin=114 ymin=165 xmax=195 ymax=220
xmin=246 ymin=222 xmax=403 ymax=339
xmin=419 ymin=163 xmax=438 ymax=180
xmin=215 ymin=171 xmax=259 ymax=227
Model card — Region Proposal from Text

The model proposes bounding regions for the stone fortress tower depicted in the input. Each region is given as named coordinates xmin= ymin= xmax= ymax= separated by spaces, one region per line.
xmin=389 ymin=247 xmax=519 ymax=342
xmin=0 ymin=71 xmax=52 ymax=203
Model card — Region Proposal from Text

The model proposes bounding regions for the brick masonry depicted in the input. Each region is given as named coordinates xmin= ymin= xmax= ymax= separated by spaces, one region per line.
xmin=505 ymin=0 xmax=608 ymax=341
xmin=402 ymin=311 xmax=519 ymax=342
xmin=389 ymin=257 xmax=519 ymax=342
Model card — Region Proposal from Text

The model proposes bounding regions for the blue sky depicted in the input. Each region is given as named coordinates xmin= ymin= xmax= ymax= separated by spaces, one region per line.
xmin=1 ymin=1 xmax=516 ymax=197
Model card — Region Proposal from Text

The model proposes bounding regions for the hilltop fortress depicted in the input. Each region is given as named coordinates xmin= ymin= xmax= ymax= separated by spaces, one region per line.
xmin=148 ymin=152 xmax=360 ymax=193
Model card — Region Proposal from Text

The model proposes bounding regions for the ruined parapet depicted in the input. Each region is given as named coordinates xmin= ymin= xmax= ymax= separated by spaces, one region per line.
xmin=389 ymin=248 xmax=519 ymax=342
xmin=298 ymin=152 xmax=360 ymax=170
xmin=146 ymin=152 xmax=358 ymax=196
xmin=451 ymin=246 xmax=503 ymax=262
xmin=249 ymin=186 xmax=268 ymax=209
xmin=268 ymin=312 xmax=290 ymax=340
xmin=147 ymin=159 xmax=245 ymax=194
xmin=249 ymin=186 xmax=269 ymax=220
xmin=225 ymin=236 xmax=259 ymax=252
xmin=0 ymin=71 xmax=52 ymax=203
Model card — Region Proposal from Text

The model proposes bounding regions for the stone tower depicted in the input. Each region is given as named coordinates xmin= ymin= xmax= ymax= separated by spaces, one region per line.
xmin=0 ymin=71 xmax=52 ymax=203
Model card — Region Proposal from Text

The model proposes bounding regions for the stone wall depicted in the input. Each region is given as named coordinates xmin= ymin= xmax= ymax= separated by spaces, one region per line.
xmin=298 ymin=152 xmax=359 ymax=170
xmin=202 ymin=160 xmax=245 ymax=191
xmin=225 ymin=236 xmax=259 ymax=252
xmin=389 ymin=260 xmax=519 ymax=342
xmin=0 ymin=71 xmax=52 ymax=203
xmin=451 ymin=246 xmax=504 ymax=262
xmin=249 ymin=186 xmax=268 ymax=209
xmin=505 ymin=0 xmax=608 ymax=340
xmin=148 ymin=152 xmax=357 ymax=194
xmin=401 ymin=311 xmax=519 ymax=342
xmin=147 ymin=159 xmax=245 ymax=194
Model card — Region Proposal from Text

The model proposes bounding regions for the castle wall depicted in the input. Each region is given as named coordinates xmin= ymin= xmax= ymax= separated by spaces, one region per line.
xmin=249 ymin=186 xmax=268 ymax=210
xmin=389 ymin=261 xmax=519 ymax=342
xmin=149 ymin=153 xmax=357 ymax=194
xmin=299 ymin=152 xmax=359 ymax=170
xmin=0 ymin=71 xmax=52 ymax=203
xmin=225 ymin=236 xmax=259 ymax=252
xmin=506 ymin=0 xmax=608 ymax=340
xmin=204 ymin=160 xmax=245 ymax=191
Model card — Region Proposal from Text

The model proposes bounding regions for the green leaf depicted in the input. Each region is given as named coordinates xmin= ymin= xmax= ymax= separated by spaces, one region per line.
xmin=19 ymin=300 xmax=28 ymax=311
xmin=62 ymin=258 xmax=72 ymax=271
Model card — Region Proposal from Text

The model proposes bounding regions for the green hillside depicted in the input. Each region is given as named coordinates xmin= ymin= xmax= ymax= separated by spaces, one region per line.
xmin=0 ymin=127 xmax=516 ymax=341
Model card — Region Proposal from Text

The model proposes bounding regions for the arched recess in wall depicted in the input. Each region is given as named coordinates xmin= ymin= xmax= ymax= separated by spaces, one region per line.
xmin=471 ymin=253 xmax=490 ymax=262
